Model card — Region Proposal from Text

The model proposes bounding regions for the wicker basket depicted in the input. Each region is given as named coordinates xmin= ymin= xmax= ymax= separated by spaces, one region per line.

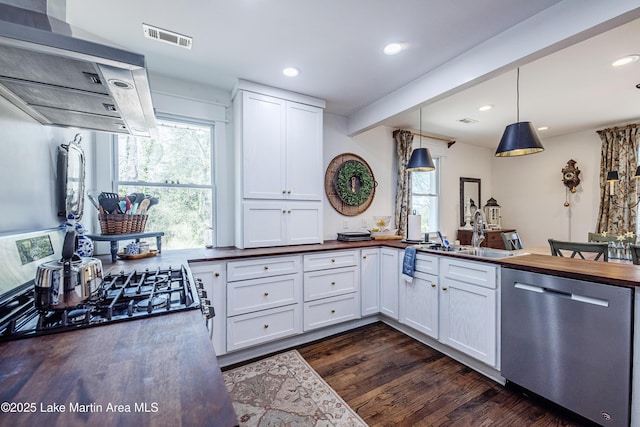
xmin=99 ymin=213 xmax=148 ymax=235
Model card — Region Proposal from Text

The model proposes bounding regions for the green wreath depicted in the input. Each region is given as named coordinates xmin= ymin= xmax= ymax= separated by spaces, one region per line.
xmin=335 ymin=160 xmax=374 ymax=206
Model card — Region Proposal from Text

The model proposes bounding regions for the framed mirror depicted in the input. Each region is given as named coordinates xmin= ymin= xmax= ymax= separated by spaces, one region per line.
xmin=57 ymin=134 xmax=85 ymax=220
xmin=459 ymin=177 xmax=481 ymax=227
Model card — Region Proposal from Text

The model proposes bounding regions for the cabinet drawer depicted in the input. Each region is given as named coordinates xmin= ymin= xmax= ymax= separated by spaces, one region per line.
xmin=415 ymin=253 xmax=439 ymax=275
xmin=303 ymin=293 xmax=360 ymax=331
xmin=227 ymin=274 xmax=301 ymax=316
xmin=304 ymin=266 xmax=358 ymax=302
xmin=440 ymin=258 xmax=497 ymax=289
xmin=303 ymin=250 xmax=358 ymax=271
xmin=227 ymin=305 xmax=301 ymax=351
xmin=227 ymin=255 xmax=301 ymax=282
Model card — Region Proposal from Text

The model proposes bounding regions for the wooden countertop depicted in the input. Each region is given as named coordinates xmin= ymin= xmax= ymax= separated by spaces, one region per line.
xmin=0 ymin=310 xmax=238 ymax=427
xmin=104 ymin=239 xmax=640 ymax=289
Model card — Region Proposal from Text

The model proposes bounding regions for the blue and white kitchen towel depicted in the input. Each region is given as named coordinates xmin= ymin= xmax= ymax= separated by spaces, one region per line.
xmin=402 ymin=246 xmax=417 ymax=283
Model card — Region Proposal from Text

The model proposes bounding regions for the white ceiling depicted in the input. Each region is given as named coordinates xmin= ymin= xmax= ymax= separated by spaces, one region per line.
xmin=64 ymin=0 xmax=640 ymax=149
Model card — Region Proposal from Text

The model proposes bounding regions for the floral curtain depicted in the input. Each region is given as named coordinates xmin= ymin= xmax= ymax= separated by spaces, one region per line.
xmin=596 ymin=124 xmax=640 ymax=235
xmin=393 ymin=129 xmax=414 ymax=237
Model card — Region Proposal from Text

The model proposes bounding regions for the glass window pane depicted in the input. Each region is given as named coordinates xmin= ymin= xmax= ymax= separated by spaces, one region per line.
xmin=118 ymin=185 xmax=213 ymax=249
xmin=117 ymin=122 xmax=211 ymax=185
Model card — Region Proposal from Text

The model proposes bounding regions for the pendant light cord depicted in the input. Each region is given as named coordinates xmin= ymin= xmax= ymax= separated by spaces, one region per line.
xmin=419 ymin=108 xmax=423 ymax=148
xmin=516 ymin=67 xmax=520 ymax=122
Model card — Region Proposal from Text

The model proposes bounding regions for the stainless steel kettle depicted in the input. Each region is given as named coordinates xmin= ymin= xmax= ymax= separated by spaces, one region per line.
xmin=34 ymin=231 xmax=103 ymax=310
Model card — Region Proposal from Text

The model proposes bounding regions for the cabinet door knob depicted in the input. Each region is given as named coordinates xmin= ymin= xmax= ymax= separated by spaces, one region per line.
xmin=287 ymin=210 xmax=291 ymax=214
xmin=287 ymin=190 xmax=291 ymax=194
xmin=331 ymin=259 xmax=335 ymax=263
xmin=331 ymin=281 xmax=336 ymax=285
xmin=363 ymin=255 xmax=367 ymax=259
xmin=214 ymin=272 xmax=220 ymax=277
xmin=331 ymin=309 xmax=336 ymax=314
xmin=282 ymin=190 xmax=286 ymax=194
xmin=264 ymin=292 xmax=269 ymax=297
xmin=442 ymin=286 xmax=448 ymax=291
xmin=264 ymin=324 xmax=269 ymax=329
xmin=431 ymin=283 xmax=436 ymax=288
xmin=264 ymin=266 xmax=269 ymax=270
xmin=282 ymin=209 xmax=286 ymax=214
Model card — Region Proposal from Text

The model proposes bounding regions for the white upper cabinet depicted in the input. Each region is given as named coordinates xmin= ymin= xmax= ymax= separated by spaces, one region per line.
xmin=233 ymin=80 xmax=325 ymax=249
xmin=239 ymin=91 xmax=323 ymax=201
xmin=241 ymin=92 xmax=287 ymax=200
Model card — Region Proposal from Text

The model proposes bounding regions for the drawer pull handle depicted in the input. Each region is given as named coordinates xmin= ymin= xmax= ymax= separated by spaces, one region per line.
xmin=431 ymin=283 xmax=436 ymax=288
xmin=264 ymin=292 xmax=269 ymax=296
xmin=331 ymin=281 xmax=336 ymax=285
xmin=264 ymin=266 xmax=269 ymax=270
xmin=264 ymin=324 xmax=269 ymax=329
xmin=331 ymin=309 xmax=336 ymax=314
xmin=214 ymin=272 xmax=220 ymax=277
xmin=442 ymin=286 xmax=448 ymax=291
xmin=331 ymin=259 xmax=335 ymax=263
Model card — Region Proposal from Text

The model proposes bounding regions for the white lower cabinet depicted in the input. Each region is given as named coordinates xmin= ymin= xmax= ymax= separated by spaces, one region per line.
xmin=400 ymin=270 xmax=439 ymax=339
xmin=360 ymin=248 xmax=380 ymax=316
xmin=303 ymin=293 xmax=359 ymax=331
xmin=380 ymin=248 xmax=400 ymax=319
xmin=439 ymin=257 xmax=498 ymax=367
xmin=225 ymin=255 xmax=302 ymax=352
xmin=188 ymin=261 xmax=227 ymax=356
xmin=227 ymin=304 xmax=301 ymax=351
xmin=303 ymin=250 xmax=360 ymax=331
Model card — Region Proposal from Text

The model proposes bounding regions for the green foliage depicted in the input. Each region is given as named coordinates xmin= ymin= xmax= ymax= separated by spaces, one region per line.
xmin=335 ymin=160 xmax=374 ymax=206
xmin=117 ymin=121 xmax=213 ymax=249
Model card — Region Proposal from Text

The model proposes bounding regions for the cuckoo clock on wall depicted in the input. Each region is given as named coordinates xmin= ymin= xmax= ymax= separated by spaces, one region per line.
xmin=561 ymin=159 xmax=581 ymax=206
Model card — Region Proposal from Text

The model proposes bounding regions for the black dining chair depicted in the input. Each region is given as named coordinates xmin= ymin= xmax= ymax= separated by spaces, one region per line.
xmin=629 ymin=244 xmax=640 ymax=265
xmin=548 ymin=238 xmax=608 ymax=261
xmin=501 ymin=231 xmax=523 ymax=250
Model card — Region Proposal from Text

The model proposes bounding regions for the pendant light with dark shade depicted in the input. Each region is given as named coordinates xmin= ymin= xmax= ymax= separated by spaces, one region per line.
xmin=495 ymin=68 xmax=544 ymax=157
xmin=407 ymin=108 xmax=436 ymax=171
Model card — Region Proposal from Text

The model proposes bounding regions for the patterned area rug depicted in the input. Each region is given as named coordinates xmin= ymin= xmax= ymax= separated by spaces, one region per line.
xmin=223 ymin=350 xmax=368 ymax=426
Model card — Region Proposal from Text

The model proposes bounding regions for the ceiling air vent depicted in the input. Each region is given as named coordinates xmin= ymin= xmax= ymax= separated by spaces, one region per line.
xmin=143 ymin=24 xmax=192 ymax=50
xmin=458 ymin=118 xmax=479 ymax=124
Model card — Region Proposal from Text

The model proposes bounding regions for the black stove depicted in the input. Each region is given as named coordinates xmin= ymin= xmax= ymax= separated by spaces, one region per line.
xmin=0 ymin=265 xmax=208 ymax=342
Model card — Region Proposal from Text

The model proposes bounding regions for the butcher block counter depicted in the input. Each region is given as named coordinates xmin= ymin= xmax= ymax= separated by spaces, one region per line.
xmin=0 ymin=309 xmax=237 ymax=427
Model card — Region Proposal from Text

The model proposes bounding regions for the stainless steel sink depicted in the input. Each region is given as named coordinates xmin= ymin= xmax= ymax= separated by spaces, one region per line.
xmin=418 ymin=244 xmax=528 ymax=259
xmin=458 ymin=247 xmax=528 ymax=259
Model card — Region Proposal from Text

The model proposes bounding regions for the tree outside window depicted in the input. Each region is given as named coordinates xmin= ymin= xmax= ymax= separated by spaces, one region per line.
xmin=116 ymin=118 xmax=214 ymax=249
xmin=411 ymin=157 xmax=439 ymax=234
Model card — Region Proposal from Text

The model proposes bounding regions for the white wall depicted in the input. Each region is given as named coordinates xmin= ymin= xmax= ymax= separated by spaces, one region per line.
xmin=0 ymin=96 xmax=95 ymax=235
xmin=491 ymin=128 xmax=602 ymax=248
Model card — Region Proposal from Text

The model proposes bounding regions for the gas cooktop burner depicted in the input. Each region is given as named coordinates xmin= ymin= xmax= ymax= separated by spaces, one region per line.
xmin=0 ymin=265 xmax=200 ymax=342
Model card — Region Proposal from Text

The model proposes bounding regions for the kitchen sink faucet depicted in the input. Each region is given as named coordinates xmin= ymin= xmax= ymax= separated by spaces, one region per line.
xmin=472 ymin=209 xmax=486 ymax=248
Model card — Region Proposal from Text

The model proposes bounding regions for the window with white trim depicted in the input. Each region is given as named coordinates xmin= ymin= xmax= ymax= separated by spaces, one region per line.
xmin=115 ymin=117 xmax=214 ymax=249
xmin=410 ymin=157 xmax=440 ymax=234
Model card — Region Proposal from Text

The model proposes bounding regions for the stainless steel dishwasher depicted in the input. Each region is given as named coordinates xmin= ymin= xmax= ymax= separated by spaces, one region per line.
xmin=501 ymin=268 xmax=633 ymax=426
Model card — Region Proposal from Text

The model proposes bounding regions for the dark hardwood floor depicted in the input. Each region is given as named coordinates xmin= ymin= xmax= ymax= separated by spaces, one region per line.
xmin=297 ymin=322 xmax=596 ymax=427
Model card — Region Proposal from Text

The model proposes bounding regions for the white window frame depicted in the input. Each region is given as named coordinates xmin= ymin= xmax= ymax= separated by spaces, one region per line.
xmin=410 ymin=156 xmax=440 ymax=233
xmin=112 ymin=114 xmax=216 ymax=248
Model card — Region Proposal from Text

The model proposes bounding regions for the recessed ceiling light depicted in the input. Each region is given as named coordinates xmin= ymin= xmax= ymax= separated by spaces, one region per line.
xmin=383 ymin=43 xmax=403 ymax=55
xmin=537 ymin=126 xmax=549 ymax=131
xmin=282 ymin=67 xmax=300 ymax=77
xmin=478 ymin=105 xmax=493 ymax=112
xmin=612 ymin=55 xmax=640 ymax=67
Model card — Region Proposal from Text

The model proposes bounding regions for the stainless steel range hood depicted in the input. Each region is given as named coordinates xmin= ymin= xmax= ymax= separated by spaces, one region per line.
xmin=0 ymin=0 xmax=156 ymax=137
